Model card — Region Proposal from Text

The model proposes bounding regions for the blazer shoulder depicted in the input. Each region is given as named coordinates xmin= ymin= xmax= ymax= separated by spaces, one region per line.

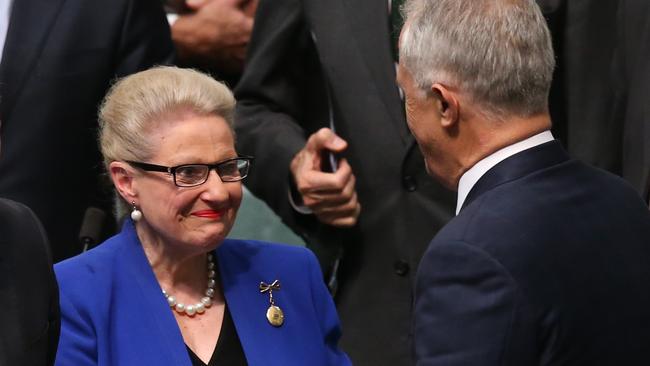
xmin=218 ymin=239 xmax=321 ymax=281
xmin=54 ymin=234 xmax=125 ymax=286
xmin=220 ymin=239 xmax=315 ymax=261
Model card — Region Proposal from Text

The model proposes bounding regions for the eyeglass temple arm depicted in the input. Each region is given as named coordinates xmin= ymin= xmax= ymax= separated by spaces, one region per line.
xmin=126 ymin=161 xmax=172 ymax=173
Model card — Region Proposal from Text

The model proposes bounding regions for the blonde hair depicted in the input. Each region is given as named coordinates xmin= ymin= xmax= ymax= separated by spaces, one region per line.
xmin=98 ymin=66 xmax=236 ymax=216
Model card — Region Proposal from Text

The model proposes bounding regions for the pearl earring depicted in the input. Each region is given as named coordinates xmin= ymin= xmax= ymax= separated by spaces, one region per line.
xmin=131 ymin=201 xmax=142 ymax=222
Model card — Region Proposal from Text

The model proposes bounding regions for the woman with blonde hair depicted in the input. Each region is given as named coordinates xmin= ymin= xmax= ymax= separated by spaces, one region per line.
xmin=54 ymin=66 xmax=350 ymax=366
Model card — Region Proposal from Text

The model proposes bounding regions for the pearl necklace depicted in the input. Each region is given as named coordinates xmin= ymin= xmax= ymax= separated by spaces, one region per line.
xmin=162 ymin=253 xmax=217 ymax=316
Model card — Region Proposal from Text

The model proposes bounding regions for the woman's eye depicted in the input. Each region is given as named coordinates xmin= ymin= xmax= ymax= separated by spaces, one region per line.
xmin=220 ymin=162 xmax=239 ymax=176
xmin=176 ymin=166 xmax=205 ymax=180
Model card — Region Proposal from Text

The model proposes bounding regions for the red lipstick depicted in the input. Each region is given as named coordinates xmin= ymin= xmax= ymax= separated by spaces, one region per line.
xmin=191 ymin=210 xmax=223 ymax=219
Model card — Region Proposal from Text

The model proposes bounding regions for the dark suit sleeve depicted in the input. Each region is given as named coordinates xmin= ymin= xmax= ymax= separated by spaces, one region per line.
xmin=114 ymin=0 xmax=175 ymax=77
xmin=27 ymin=206 xmax=61 ymax=366
xmin=0 ymin=200 xmax=59 ymax=366
xmin=234 ymin=0 xmax=317 ymax=219
xmin=414 ymin=240 xmax=517 ymax=366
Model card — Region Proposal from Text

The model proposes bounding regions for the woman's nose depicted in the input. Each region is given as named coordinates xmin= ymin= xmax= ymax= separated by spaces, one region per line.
xmin=201 ymin=169 xmax=231 ymax=201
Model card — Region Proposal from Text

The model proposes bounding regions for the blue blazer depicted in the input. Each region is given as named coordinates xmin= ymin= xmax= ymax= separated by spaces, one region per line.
xmin=414 ymin=141 xmax=650 ymax=365
xmin=54 ymin=221 xmax=351 ymax=365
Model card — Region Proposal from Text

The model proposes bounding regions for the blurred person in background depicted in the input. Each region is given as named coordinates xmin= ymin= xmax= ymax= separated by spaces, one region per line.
xmin=612 ymin=0 xmax=650 ymax=204
xmin=233 ymin=0 xmax=457 ymax=363
xmin=168 ymin=0 xmax=258 ymax=86
xmin=537 ymin=0 xmax=620 ymax=175
xmin=0 ymin=0 xmax=174 ymax=262
xmin=0 ymin=121 xmax=59 ymax=365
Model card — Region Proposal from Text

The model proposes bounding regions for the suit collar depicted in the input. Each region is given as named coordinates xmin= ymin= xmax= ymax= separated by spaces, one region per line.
xmin=341 ymin=0 xmax=410 ymax=144
xmin=0 ymin=0 xmax=65 ymax=122
xmin=456 ymin=131 xmax=555 ymax=214
xmin=460 ymin=140 xmax=570 ymax=212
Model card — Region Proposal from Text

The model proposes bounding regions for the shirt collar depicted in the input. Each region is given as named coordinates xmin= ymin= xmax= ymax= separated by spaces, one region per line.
xmin=0 ymin=0 xmax=13 ymax=62
xmin=455 ymin=130 xmax=555 ymax=215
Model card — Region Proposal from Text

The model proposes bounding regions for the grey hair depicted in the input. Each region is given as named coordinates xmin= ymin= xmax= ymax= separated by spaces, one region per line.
xmin=400 ymin=0 xmax=555 ymax=118
xmin=98 ymin=66 xmax=236 ymax=217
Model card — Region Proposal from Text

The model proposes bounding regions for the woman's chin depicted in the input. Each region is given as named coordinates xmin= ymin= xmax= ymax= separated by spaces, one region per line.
xmin=192 ymin=227 xmax=230 ymax=248
xmin=172 ymin=219 xmax=233 ymax=251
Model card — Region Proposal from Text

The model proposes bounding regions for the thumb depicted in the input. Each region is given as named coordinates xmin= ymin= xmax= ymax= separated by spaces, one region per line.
xmin=308 ymin=128 xmax=347 ymax=153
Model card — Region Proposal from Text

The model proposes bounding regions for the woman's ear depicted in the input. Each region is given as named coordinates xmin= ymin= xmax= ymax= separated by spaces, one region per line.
xmin=431 ymin=83 xmax=460 ymax=129
xmin=109 ymin=161 xmax=138 ymax=203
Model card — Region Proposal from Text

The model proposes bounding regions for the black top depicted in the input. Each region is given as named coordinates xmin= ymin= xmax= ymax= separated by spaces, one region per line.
xmin=186 ymin=305 xmax=247 ymax=366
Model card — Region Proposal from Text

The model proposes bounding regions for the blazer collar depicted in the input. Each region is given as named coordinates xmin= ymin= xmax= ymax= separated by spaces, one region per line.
xmin=460 ymin=140 xmax=570 ymax=212
xmin=117 ymin=221 xmax=287 ymax=365
xmin=0 ymin=0 xmax=65 ymax=122
xmin=119 ymin=221 xmax=194 ymax=365
xmin=216 ymin=241 xmax=289 ymax=365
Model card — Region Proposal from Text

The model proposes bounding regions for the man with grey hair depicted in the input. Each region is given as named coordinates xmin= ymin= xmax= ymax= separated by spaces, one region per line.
xmin=397 ymin=0 xmax=650 ymax=365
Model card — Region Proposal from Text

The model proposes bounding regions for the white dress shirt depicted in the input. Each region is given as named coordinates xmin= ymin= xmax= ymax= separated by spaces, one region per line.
xmin=456 ymin=130 xmax=555 ymax=214
xmin=0 ymin=0 xmax=13 ymax=62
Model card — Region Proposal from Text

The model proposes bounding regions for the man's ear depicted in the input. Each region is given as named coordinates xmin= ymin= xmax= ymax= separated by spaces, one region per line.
xmin=431 ymin=83 xmax=460 ymax=128
xmin=109 ymin=161 xmax=138 ymax=203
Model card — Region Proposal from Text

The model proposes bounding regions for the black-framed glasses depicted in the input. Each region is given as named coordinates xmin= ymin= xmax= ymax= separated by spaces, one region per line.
xmin=126 ymin=156 xmax=253 ymax=187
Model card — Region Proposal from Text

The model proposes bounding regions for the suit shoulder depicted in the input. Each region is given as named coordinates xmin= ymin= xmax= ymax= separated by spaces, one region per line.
xmin=433 ymin=160 xmax=650 ymax=261
xmin=0 ymin=198 xmax=40 ymax=229
xmin=0 ymin=198 xmax=50 ymax=257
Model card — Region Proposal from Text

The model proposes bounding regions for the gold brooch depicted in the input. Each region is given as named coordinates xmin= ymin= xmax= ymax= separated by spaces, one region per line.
xmin=259 ymin=280 xmax=284 ymax=327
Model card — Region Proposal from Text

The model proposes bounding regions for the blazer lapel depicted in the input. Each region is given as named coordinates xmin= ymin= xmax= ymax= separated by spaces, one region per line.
xmin=0 ymin=0 xmax=65 ymax=122
xmin=217 ymin=241 xmax=287 ymax=365
xmin=461 ymin=141 xmax=571 ymax=211
xmin=340 ymin=0 xmax=410 ymax=144
xmin=217 ymin=242 xmax=264 ymax=365
xmin=119 ymin=222 xmax=193 ymax=365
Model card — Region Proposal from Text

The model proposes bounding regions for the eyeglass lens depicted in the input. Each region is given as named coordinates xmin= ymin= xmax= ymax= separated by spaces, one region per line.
xmin=174 ymin=159 xmax=249 ymax=186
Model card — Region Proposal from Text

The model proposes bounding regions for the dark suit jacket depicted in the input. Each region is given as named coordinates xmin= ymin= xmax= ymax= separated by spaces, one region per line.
xmin=538 ymin=0 xmax=621 ymax=174
xmin=0 ymin=198 xmax=59 ymax=366
xmin=0 ymin=0 xmax=174 ymax=262
xmin=613 ymin=0 xmax=650 ymax=202
xmin=415 ymin=141 xmax=650 ymax=365
xmin=234 ymin=0 xmax=456 ymax=363
xmin=55 ymin=220 xmax=351 ymax=365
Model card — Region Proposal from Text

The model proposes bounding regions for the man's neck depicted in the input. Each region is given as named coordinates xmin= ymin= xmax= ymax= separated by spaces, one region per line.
xmin=455 ymin=113 xmax=552 ymax=186
xmin=455 ymin=129 xmax=554 ymax=214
